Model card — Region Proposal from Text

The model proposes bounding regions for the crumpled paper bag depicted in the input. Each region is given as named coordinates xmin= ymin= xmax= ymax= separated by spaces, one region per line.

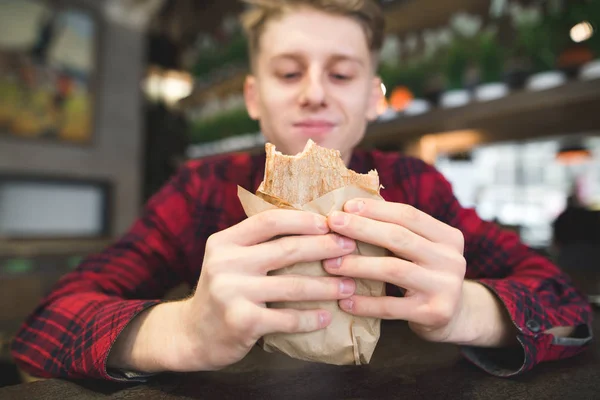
xmin=237 ymin=184 xmax=387 ymax=365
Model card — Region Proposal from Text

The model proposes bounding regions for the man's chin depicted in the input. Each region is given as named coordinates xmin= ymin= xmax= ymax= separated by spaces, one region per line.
xmin=277 ymin=139 xmax=326 ymax=156
xmin=264 ymin=136 xmax=348 ymax=157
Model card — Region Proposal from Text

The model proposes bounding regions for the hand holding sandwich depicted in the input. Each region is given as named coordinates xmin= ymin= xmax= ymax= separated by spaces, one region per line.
xmin=323 ymin=198 xmax=519 ymax=348
xmin=108 ymin=208 xmax=357 ymax=374
xmin=179 ymin=208 xmax=359 ymax=370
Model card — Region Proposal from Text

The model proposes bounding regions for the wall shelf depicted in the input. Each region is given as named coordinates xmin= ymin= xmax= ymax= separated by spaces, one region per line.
xmin=186 ymin=78 xmax=600 ymax=159
xmin=362 ymin=78 xmax=600 ymax=149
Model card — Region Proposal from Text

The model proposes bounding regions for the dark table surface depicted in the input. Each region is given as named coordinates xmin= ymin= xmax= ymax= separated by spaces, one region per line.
xmin=2 ymin=309 xmax=598 ymax=400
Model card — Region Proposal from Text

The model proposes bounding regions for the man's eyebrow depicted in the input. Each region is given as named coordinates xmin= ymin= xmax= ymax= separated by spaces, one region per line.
xmin=270 ymin=53 xmax=304 ymax=63
xmin=328 ymin=54 xmax=364 ymax=66
xmin=269 ymin=52 xmax=364 ymax=66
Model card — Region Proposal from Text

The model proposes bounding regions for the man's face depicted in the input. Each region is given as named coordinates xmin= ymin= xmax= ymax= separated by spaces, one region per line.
xmin=244 ymin=7 xmax=382 ymax=164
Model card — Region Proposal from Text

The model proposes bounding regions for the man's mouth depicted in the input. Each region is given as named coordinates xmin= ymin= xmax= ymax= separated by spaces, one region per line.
xmin=293 ymin=120 xmax=337 ymax=136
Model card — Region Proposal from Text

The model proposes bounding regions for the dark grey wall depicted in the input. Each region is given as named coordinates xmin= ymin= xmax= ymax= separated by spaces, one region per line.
xmin=0 ymin=2 xmax=145 ymax=236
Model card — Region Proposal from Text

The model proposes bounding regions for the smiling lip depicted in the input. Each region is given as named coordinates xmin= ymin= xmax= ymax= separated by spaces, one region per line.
xmin=293 ymin=120 xmax=336 ymax=136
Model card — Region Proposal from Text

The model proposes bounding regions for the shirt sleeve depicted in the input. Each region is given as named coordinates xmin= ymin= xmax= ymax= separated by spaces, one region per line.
xmin=415 ymin=160 xmax=594 ymax=377
xmin=10 ymin=164 xmax=199 ymax=381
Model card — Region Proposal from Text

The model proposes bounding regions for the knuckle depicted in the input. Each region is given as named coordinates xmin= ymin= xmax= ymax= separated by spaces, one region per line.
xmin=202 ymin=263 xmax=219 ymax=282
xmin=454 ymin=255 xmax=467 ymax=276
xmin=451 ymin=227 xmax=465 ymax=251
xmin=256 ymin=211 xmax=279 ymax=231
xmin=388 ymin=227 xmax=412 ymax=252
xmin=207 ymin=275 xmax=225 ymax=299
xmin=400 ymin=204 xmax=420 ymax=222
xmin=284 ymin=276 xmax=306 ymax=300
xmin=438 ymin=247 xmax=466 ymax=276
xmin=205 ymin=233 xmax=221 ymax=251
xmin=427 ymin=302 xmax=454 ymax=327
xmin=239 ymin=312 xmax=259 ymax=338
xmin=203 ymin=254 xmax=232 ymax=280
xmin=224 ymin=303 xmax=256 ymax=335
xmin=386 ymin=259 xmax=407 ymax=282
xmin=282 ymin=314 xmax=301 ymax=332
xmin=278 ymin=237 xmax=299 ymax=259
xmin=207 ymin=275 xmax=236 ymax=305
xmin=380 ymin=299 xmax=397 ymax=319
xmin=223 ymin=306 xmax=239 ymax=330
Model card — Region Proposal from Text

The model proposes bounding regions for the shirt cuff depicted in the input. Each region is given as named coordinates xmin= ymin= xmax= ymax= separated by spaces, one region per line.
xmin=459 ymin=279 xmax=593 ymax=377
xmin=97 ymin=300 xmax=163 ymax=382
xmin=106 ymin=368 xmax=158 ymax=382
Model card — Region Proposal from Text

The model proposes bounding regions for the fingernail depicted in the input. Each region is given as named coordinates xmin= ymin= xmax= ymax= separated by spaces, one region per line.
xmin=315 ymin=215 xmax=328 ymax=232
xmin=340 ymin=278 xmax=355 ymax=295
xmin=337 ymin=236 xmax=353 ymax=249
xmin=339 ymin=298 xmax=354 ymax=311
xmin=325 ymin=257 xmax=342 ymax=269
xmin=346 ymin=200 xmax=364 ymax=213
xmin=329 ymin=211 xmax=349 ymax=227
xmin=319 ymin=311 xmax=331 ymax=327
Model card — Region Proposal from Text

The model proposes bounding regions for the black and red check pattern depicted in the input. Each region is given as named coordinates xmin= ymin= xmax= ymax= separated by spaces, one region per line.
xmin=10 ymin=149 xmax=593 ymax=380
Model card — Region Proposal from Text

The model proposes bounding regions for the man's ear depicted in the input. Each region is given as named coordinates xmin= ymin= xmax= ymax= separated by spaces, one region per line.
xmin=244 ymin=75 xmax=260 ymax=120
xmin=366 ymin=76 xmax=383 ymax=121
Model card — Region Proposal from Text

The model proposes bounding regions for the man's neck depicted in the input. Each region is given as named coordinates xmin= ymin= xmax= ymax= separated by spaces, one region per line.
xmin=342 ymin=152 xmax=351 ymax=167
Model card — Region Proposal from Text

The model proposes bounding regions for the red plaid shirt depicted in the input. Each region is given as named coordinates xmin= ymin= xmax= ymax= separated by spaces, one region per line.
xmin=10 ymin=149 xmax=593 ymax=381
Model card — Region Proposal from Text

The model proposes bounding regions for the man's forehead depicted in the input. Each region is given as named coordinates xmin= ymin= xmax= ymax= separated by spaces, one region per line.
xmin=260 ymin=31 xmax=370 ymax=65
xmin=259 ymin=9 xmax=370 ymax=55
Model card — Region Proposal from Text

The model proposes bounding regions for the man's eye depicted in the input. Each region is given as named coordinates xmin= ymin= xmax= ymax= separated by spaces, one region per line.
xmin=331 ymin=74 xmax=351 ymax=81
xmin=279 ymin=72 xmax=301 ymax=80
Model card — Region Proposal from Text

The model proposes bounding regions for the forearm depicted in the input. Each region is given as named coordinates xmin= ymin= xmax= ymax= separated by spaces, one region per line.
xmin=446 ymin=281 xmax=519 ymax=347
xmin=106 ymin=300 xmax=201 ymax=374
xmin=448 ymin=281 xmax=578 ymax=348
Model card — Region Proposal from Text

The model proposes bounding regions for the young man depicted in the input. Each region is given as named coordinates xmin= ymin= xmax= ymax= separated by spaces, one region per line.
xmin=11 ymin=0 xmax=592 ymax=381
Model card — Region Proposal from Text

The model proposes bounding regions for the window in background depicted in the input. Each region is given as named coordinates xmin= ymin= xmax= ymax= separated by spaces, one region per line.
xmin=0 ymin=176 xmax=110 ymax=239
xmin=435 ymin=134 xmax=600 ymax=248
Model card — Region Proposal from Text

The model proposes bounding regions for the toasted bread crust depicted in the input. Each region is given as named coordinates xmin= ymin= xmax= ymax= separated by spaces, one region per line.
xmin=257 ymin=140 xmax=380 ymax=206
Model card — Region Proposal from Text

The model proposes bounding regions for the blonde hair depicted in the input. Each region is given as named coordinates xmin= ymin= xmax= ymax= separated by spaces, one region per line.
xmin=240 ymin=0 xmax=385 ymax=67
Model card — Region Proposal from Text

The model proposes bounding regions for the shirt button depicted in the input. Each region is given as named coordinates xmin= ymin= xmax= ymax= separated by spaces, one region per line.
xmin=526 ymin=320 xmax=541 ymax=332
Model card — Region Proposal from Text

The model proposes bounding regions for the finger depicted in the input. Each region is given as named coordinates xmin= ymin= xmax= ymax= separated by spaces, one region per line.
xmin=322 ymin=255 xmax=438 ymax=293
xmin=338 ymin=295 xmax=423 ymax=321
xmin=340 ymin=295 xmax=455 ymax=328
xmin=343 ymin=199 xmax=464 ymax=252
xmin=247 ymin=233 xmax=356 ymax=274
xmin=255 ymin=308 xmax=332 ymax=336
xmin=214 ymin=209 xmax=330 ymax=246
xmin=328 ymin=212 xmax=458 ymax=267
xmin=246 ymin=275 xmax=356 ymax=303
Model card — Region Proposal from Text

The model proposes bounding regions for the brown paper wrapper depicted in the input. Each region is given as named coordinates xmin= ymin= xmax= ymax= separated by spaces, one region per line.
xmin=237 ymin=185 xmax=387 ymax=365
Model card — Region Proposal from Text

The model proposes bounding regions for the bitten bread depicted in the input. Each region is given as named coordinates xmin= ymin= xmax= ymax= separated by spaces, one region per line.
xmin=257 ymin=139 xmax=380 ymax=207
xmin=237 ymin=139 xmax=387 ymax=365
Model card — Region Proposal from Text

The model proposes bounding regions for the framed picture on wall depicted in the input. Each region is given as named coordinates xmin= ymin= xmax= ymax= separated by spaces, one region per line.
xmin=0 ymin=0 xmax=98 ymax=145
xmin=0 ymin=173 xmax=112 ymax=240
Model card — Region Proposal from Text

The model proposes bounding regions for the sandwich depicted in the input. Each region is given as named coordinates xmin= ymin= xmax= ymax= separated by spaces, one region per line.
xmin=238 ymin=139 xmax=386 ymax=365
xmin=257 ymin=139 xmax=381 ymax=208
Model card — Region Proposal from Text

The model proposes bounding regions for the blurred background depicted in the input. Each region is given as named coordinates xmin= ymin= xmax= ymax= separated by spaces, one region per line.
xmin=1 ymin=0 xmax=600 ymax=386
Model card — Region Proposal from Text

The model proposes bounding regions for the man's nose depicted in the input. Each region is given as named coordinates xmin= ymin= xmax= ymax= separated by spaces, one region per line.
xmin=299 ymin=71 xmax=326 ymax=109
